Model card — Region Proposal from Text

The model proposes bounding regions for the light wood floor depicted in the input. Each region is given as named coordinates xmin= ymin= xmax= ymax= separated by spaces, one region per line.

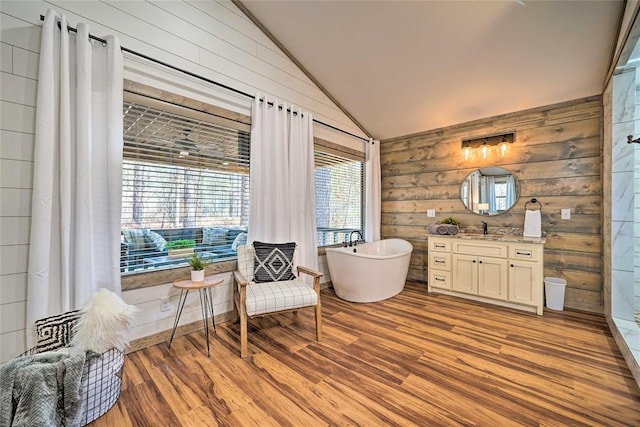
xmin=93 ymin=282 xmax=640 ymax=426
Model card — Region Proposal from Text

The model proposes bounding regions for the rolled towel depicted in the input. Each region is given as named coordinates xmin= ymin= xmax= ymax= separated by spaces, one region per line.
xmin=447 ymin=225 xmax=459 ymax=235
xmin=428 ymin=224 xmax=446 ymax=235
xmin=437 ymin=224 xmax=448 ymax=235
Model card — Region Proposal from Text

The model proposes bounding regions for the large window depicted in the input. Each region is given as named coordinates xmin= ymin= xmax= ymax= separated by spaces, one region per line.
xmin=121 ymin=92 xmax=249 ymax=273
xmin=314 ymin=143 xmax=365 ymax=246
xmin=120 ymin=90 xmax=365 ymax=274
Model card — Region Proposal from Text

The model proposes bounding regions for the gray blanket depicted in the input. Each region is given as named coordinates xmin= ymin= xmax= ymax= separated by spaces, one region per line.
xmin=0 ymin=350 xmax=92 ymax=427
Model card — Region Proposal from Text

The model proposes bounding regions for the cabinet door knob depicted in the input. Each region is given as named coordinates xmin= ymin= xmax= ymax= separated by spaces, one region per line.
xmin=472 ymin=260 xmax=476 ymax=263
xmin=510 ymin=264 xmax=514 ymax=267
xmin=478 ymin=260 xmax=483 ymax=264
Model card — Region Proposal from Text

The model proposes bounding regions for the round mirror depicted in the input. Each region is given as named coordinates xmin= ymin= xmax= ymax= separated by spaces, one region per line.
xmin=461 ymin=167 xmax=519 ymax=215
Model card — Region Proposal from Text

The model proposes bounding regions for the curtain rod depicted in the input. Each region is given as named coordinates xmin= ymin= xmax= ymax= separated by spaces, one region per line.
xmin=39 ymin=14 xmax=370 ymax=143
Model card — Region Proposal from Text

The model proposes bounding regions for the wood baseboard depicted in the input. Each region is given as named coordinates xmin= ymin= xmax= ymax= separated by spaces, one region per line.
xmin=127 ymin=282 xmax=332 ymax=354
xmin=127 ymin=310 xmax=236 ymax=354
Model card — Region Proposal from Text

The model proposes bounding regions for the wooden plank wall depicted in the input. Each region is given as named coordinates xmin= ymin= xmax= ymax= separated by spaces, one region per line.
xmin=380 ymin=96 xmax=603 ymax=313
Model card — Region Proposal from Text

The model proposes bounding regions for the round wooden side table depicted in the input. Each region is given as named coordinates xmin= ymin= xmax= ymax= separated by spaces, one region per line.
xmin=168 ymin=274 xmax=224 ymax=357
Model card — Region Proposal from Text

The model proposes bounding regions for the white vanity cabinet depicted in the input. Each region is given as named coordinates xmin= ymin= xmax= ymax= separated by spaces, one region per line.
xmin=507 ymin=243 xmax=543 ymax=308
xmin=428 ymin=236 xmax=545 ymax=315
xmin=452 ymin=254 xmax=508 ymax=299
xmin=428 ymin=239 xmax=451 ymax=290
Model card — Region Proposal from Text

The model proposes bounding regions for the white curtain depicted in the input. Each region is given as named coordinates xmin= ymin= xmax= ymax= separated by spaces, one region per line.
xmin=365 ymin=138 xmax=381 ymax=241
xmin=469 ymin=170 xmax=479 ymax=211
xmin=27 ymin=10 xmax=123 ymax=343
xmin=248 ymin=95 xmax=318 ymax=272
xmin=506 ymin=175 xmax=516 ymax=208
xmin=487 ymin=176 xmax=497 ymax=212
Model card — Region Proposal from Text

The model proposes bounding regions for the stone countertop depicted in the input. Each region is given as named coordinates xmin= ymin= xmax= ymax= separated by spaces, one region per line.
xmin=428 ymin=229 xmax=546 ymax=244
xmin=455 ymin=233 xmax=546 ymax=244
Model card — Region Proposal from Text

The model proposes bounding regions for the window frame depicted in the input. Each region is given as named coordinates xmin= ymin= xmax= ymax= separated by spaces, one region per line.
xmin=313 ymin=138 xmax=366 ymax=247
xmin=120 ymin=82 xmax=251 ymax=278
xmin=119 ymin=82 xmax=366 ymax=289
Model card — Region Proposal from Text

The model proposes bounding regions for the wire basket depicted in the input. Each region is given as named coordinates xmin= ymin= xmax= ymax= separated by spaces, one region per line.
xmin=19 ymin=346 xmax=124 ymax=425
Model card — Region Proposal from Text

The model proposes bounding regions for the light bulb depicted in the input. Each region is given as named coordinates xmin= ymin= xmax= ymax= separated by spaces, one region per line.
xmin=463 ymin=146 xmax=472 ymax=160
xmin=481 ymin=144 xmax=489 ymax=159
xmin=500 ymin=141 xmax=508 ymax=157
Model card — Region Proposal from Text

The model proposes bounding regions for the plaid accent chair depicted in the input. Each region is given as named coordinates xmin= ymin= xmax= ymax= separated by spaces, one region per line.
xmin=233 ymin=242 xmax=323 ymax=358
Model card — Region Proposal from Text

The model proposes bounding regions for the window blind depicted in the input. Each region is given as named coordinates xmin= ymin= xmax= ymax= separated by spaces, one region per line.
xmin=314 ymin=149 xmax=365 ymax=246
xmin=121 ymin=94 xmax=250 ymax=273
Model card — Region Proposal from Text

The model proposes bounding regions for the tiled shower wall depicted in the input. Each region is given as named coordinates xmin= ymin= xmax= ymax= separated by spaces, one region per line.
xmin=606 ymin=67 xmax=640 ymax=385
xmin=636 ymin=67 xmax=640 ymax=323
xmin=611 ymin=68 xmax=636 ymax=322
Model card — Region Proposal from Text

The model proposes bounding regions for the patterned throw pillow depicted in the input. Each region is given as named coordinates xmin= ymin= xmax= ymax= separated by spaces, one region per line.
xmin=34 ymin=310 xmax=81 ymax=353
xmin=145 ymin=230 xmax=167 ymax=252
xmin=253 ymin=241 xmax=296 ymax=283
xmin=202 ymin=227 xmax=229 ymax=246
xmin=122 ymin=229 xmax=149 ymax=250
xmin=231 ymin=232 xmax=247 ymax=251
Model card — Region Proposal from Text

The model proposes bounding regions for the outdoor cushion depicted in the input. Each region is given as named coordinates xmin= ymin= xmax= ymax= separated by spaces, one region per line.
xmin=202 ymin=227 xmax=228 ymax=246
xmin=122 ymin=229 xmax=149 ymax=250
xmin=145 ymin=230 xmax=167 ymax=252
xmin=231 ymin=232 xmax=247 ymax=251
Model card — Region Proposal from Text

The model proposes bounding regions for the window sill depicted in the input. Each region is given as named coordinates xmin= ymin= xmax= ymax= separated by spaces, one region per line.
xmin=121 ymin=259 xmax=237 ymax=291
xmin=122 ymin=246 xmax=335 ymax=292
xmin=317 ymin=243 xmax=346 ymax=256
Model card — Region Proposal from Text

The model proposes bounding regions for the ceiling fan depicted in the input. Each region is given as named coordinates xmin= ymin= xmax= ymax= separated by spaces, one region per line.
xmin=172 ymin=129 xmax=228 ymax=163
xmin=175 ymin=129 xmax=198 ymax=157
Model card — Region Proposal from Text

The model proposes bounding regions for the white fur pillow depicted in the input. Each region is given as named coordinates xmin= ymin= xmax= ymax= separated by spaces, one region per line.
xmin=71 ymin=289 xmax=138 ymax=353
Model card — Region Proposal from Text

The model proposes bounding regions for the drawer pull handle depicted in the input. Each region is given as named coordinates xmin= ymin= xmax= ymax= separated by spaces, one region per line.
xmin=435 ymin=277 xmax=445 ymax=281
xmin=435 ymin=259 xmax=445 ymax=264
xmin=435 ymin=244 xmax=445 ymax=249
xmin=516 ymin=251 xmax=531 ymax=256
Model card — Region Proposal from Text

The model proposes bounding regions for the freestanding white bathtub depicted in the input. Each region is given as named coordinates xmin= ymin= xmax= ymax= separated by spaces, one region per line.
xmin=325 ymin=238 xmax=413 ymax=303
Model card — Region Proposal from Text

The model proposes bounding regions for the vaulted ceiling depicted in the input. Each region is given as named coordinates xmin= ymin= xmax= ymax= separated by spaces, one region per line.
xmin=240 ymin=0 xmax=623 ymax=140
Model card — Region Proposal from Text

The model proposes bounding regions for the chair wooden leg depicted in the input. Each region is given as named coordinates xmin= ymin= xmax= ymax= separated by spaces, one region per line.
xmin=236 ymin=282 xmax=249 ymax=358
xmin=313 ymin=276 xmax=322 ymax=341
xmin=240 ymin=311 xmax=248 ymax=358
xmin=315 ymin=303 xmax=322 ymax=341
xmin=232 ymin=293 xmax=240 ymax=324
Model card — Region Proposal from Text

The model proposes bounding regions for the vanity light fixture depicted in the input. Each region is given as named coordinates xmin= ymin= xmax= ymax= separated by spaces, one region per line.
xmin=462 ymin=141 xmax=473 ymax=160
xmin=500 ymin=136 xmax=509 ymax=157
xmin=461 ymin=132 xmax=515 ymax=160
xmin=481 ymin=140 xmax=489 ymax=159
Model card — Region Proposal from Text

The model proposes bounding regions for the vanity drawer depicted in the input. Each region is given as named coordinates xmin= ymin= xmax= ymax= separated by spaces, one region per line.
xmin=429 ymin=238 xmax=451 ymax=252
xmin=429 ymin=252 xmax=451 ymax=271
xmin=429 ymin=270 xmax=451 ymax=290
xmin=509 ymin=244 xmax=542 ymax=262
xmin=453 ymin=241 xmax=507 ymax=258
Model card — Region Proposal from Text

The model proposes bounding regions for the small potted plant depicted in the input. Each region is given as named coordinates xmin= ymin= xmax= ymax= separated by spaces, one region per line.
xmin=188 ymin=252 xmax=210 ymax=282
xmin=441 ymin=217 xmax=462 ymax=227
xmin=166 ymin=239 xmax=196 ymax=259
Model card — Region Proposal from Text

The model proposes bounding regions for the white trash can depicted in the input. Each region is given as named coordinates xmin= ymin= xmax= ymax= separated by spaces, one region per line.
xmin=544 ymin=277 xmax=567 ymax=311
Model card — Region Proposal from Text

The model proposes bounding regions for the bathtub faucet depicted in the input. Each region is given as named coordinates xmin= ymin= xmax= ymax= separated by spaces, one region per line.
xmin=349 ymin=230 xmax=363 ymax=247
